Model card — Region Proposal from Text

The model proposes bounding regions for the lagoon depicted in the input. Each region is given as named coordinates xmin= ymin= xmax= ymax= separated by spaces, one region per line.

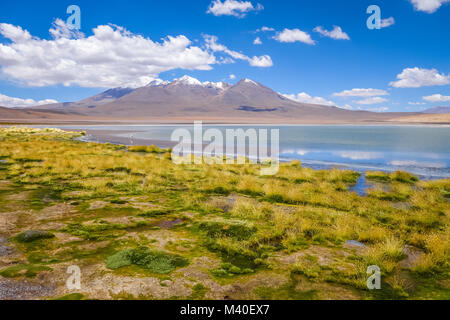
xmin=37 ymin=124 xmax=450 ymax=179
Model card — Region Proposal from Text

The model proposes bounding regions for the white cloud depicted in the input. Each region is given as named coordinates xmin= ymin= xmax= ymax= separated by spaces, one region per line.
xmin=204 ymin=34 xmax=273 ymax=67
xmin=0 ymin=21 xmax=216 ymax=88
xmin=423 ymin=94 xmax=450 ymax=102
xmin=409 ymin=0 xmax=450 ymax=13
xmin=355 ymin=97 xmax=389 ymax=105
xmin=256 ymin=26 xmax=275 ymax=32
xmin=380 ymin=17 xmax=395 ymax=28
xmin=390 ymin=67 xmax=450 ymax=88
xmin=0 ymin=93 xmax=57 ymax=108
xmin=229 ymin=74 xmax=236 ymax=80
xmin=207 ymin=0 xmax=263 ymax=17
xmin=313 ymin=26 xmax=350 ymax=40
xmin=49 ymin=19 xmax=84 ymax=39
xmin=253 ymin=37 xmax=262 ymax=45
xmin=273 ymin=28 xmax=315 ymax=45
xmin=282 ymin=92 xmax=335 ymax=106
xmin=408 ymin=101 xmax=426 ymax=105
xmin=333 ymin=88 xmax=389 ymax=97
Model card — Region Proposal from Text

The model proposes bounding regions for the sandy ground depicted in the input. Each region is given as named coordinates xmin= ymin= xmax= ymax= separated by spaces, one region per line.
xmin=2 ymin=114 xmax=449 ymax=125
xmin=388 ymin=113 xmax=450 ymax=124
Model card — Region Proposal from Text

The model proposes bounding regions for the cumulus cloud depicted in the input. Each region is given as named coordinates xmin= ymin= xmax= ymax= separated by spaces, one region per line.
xmin=282 ymin=92 xmax=335 ymax=106
xmin=333 ymin=88 xmax=389 ymax=97
xmin=50 ymin=19 xmax=84 ymax=39
xmin=204 ymin=34 xmax=273 ymax=67
xmin=389 ymin=67 xmax=450 ymax=88
xmin=423 ymin=94 xmax=450 ymax=102
xmin=253 ymin=37 xmax=262 ymax=45
xmin=0 ymin=93 xmax=57 ymax=108
xmin=273 ymin=28 xmax=315 ymax=45
xmin=313 ymin=26 xmax=350 ymax=40
xmin=207 ymin=0 xmax=263 ymax=17
xmin=380 ymin=17 xmax=395 ymax=28
xmin=0 ymin=20 xmax=217 ymax=88
xmin=355 ymin=97 xmax=389 ymax=105
xmin=409 ymin=0 xmax=450 ymax=13
xmin=229 ymin=74 xmax=236 ymax=80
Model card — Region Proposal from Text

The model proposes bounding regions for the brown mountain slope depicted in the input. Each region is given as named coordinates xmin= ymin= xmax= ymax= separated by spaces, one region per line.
xmin=0 ymin=77 xmax=434 ymax=124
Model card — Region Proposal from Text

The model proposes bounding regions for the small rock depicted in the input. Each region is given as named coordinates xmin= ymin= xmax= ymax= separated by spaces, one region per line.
xmin=344 ymin=240 xmax=366 ymax=248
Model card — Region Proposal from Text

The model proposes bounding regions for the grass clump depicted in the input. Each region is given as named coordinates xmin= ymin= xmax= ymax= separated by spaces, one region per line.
xmin=392 ymin=171 xmax=419 ymax=184
xmin=55 ymin=293 xmax=85 ymax=300
xmin=138 ymin=208 xmax=172 ymax=218
xmin=189 ymin=284 xmax=207 ymax=300
xmin=106 ymin=247 xmax=189 ymax=274
xmin=412 ymin=233 xmax=449 ymax=275
xmin=363 ymin=237 xmax=406 ymax=273
xmin=366 ymin=171 xmax=418 ymax=184
xmin=128 ymin=145 xmax=168 ymax=154
xmin=366 ymin=171 xmax=391 ymax=182
xmin=211 ymin=263 xmax=254 ymax=278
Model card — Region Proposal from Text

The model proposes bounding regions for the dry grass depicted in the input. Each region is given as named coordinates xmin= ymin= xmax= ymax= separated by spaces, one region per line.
xmin=0 ymin=127 xmax=449 ymax=300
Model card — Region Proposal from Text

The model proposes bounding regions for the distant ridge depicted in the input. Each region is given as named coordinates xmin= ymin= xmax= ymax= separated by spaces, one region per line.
xmin=422 ymin=106 xmax=450 ymax=114
xmin=0 ymin=75 xmax=436 ymax=124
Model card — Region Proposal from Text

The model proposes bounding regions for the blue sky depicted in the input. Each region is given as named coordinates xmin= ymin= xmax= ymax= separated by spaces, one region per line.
xmin=0 ymin=0 xmax=449 ymax=111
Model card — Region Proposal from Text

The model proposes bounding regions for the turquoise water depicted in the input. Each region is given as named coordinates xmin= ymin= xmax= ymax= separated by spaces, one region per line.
xmin=42 ymin=125 xmax=450 ymax=179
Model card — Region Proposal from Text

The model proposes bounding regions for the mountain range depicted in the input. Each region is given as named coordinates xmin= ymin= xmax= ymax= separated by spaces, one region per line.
xmin=0 ymin=76 xmax=447 ymax=124
xmin=422 ymin=106 xmax=450 ymax=114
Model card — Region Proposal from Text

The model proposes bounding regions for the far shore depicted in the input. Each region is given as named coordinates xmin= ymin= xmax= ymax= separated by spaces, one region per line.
xmin=1 ymin=118 xmax=450 ymax=126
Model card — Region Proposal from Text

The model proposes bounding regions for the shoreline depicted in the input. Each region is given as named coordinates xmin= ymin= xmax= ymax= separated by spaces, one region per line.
xmin=2 ymin=124 xmax=449 ymax=180
xmin=76 ymin=129 xmax=450 ymax=181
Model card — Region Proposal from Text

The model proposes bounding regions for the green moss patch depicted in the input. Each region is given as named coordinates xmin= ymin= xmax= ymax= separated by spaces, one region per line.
xmin=63 ymin=220 xmax=149 ymax=241
xmin=211 ymin=263 xmax=254 ymax=278
xmin=55 ymin=293 xmax=85 ymax=300
xmin=195 ymin=220 xmax=257 ymax=240
xmin=106 ymin=247 xmax=189 ymax=274
xmin=0 ymin=264 xmax=52 ymax=278
xmin=15 ymin=230 xmax=55 ymax=243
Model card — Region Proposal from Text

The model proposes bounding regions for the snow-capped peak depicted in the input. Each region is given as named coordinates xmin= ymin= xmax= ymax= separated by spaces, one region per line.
xmin=172 ymin=76 xmax=229 ymax=90
xmin=242 ymin=78 xmax=258 ymax=86
xmin=146 ymin=78 xmax=170 ymax=87
xmin=203 ymin=81 xmax=229 ymax=90
xmin=174 ymin=75 xmax=202 ymax=86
